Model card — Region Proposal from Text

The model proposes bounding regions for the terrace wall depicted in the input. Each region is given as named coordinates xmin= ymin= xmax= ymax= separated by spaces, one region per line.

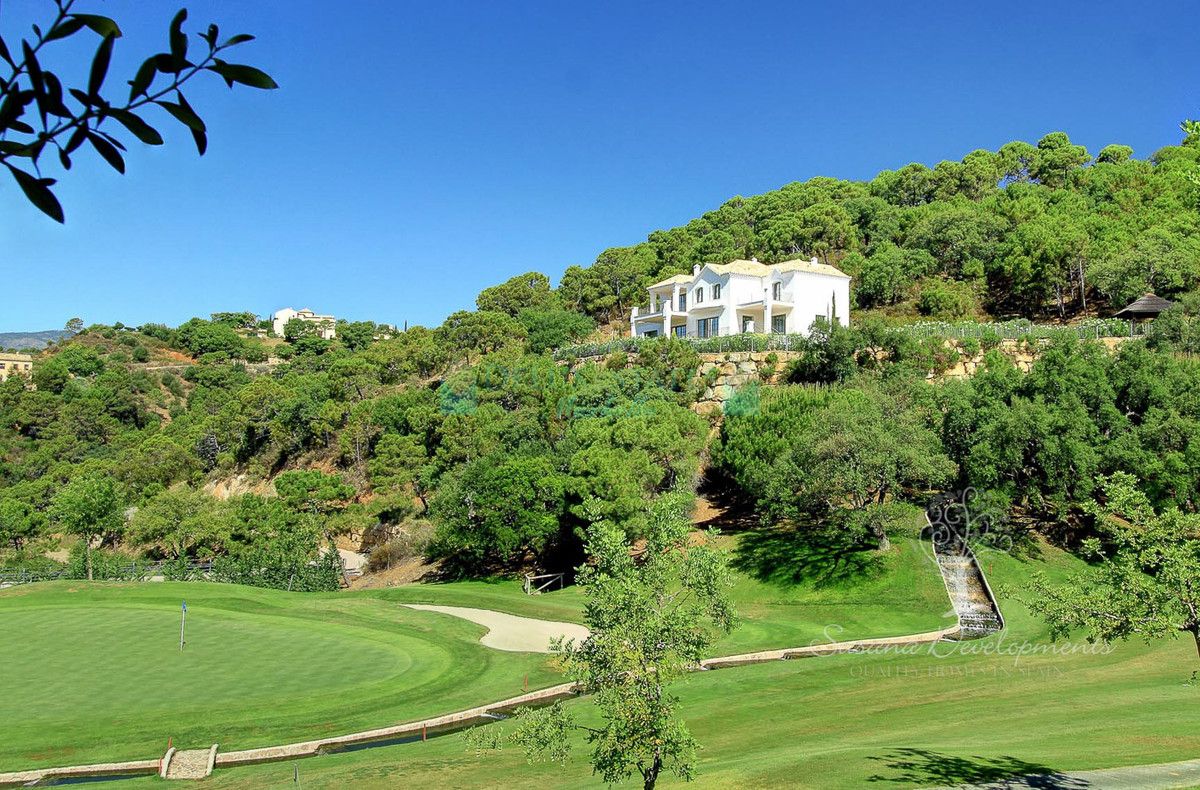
xmin=569 ymin=336 xmax=1130 ymax=416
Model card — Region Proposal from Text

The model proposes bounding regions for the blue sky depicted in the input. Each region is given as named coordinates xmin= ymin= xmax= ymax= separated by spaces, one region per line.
xmin=2 ymin=0 xmax=1197 ymax=332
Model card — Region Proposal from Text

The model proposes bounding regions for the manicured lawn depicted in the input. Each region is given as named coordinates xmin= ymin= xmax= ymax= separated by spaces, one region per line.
xmin=377 ymin=536 xmax=955 ymax=656
xmin=152 ymin=544 xmax=1200 ymax=789
xmin=0 ymin=582 xmax=563 ymax=772
xmin=717 ymin=535 xmax=954 ymax=653
xmin=0 ymin=535 xmax=955 ymax=775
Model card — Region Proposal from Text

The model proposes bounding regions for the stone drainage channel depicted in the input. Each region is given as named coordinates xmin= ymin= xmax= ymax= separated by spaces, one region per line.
xmin=3 ymin=537 xmax=1003 ymax=787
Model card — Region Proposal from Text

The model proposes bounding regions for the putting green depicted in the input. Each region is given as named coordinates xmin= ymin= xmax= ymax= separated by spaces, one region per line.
xmin=0 ymin=582 xmax=563 ymax=772
xmin=0 ymin=606 xmax=408 ymax=710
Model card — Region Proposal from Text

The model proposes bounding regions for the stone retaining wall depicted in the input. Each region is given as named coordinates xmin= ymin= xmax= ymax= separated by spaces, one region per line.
xmin=0 ymin=758 xmax=159 ymax=787
xmin=215 ymin=682 xmax=580 ymax=767
xmin=573 ymin=336 xmax=1129 ymax=415
xmin=693 ymin=351 xmax=800 ymax=415
xmin=699 ymin=626 xmax=961 ymax=669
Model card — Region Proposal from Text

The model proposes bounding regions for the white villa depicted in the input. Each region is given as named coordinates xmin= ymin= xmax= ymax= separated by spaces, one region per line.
xmin=272 ymin=307 xmax=336 ymax=339
xmin=629 ymin=257 xmax=851 ymax=338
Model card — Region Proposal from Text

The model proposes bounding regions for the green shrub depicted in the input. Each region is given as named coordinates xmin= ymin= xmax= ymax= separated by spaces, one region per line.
xmin=917 ymin=279 xmax=976 ymax=319
xmin=66 ymin=546 xmax=152 ymax=580
xmin=367 ymin=521 xmax=434 ymax=572
xmin=209 ymin=550 xmax=342 ymax=592
xmin=161 ymin=372 xmax=185 ymax=398
xmin=759 ymin=352 xmax=779 ymax=381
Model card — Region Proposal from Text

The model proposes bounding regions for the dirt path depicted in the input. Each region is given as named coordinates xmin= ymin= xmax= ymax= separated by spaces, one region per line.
xmin=164 ymin=747 xmax=213 ymax=779
xmin=403 ymin=604 xmax=589 ymax=653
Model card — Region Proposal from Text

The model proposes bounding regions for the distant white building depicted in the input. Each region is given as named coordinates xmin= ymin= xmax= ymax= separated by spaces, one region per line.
xmin=272 ymin=307 xmax=336 ymax=339
xmin=629 ymin=257 xmax=851 ymax=338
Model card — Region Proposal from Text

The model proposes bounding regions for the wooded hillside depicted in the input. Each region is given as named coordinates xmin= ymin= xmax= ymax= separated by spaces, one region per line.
xmin=547 ymin=129 xmax=1200 ymax=323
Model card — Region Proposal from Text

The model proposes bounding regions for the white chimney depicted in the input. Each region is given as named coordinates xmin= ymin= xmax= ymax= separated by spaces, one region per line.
xmin=692 ymin=264 xmax=700 ymax=275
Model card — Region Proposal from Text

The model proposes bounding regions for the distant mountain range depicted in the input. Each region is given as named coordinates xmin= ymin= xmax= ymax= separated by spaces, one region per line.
xmin=0 ymin=330 xmax=69 ymax=351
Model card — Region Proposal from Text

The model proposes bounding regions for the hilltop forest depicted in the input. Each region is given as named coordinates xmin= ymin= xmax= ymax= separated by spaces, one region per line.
xmin=2 ymin=128 xmax=1199 ymax=584
xmin=558 ymin=129 xmax=1200 ymax=323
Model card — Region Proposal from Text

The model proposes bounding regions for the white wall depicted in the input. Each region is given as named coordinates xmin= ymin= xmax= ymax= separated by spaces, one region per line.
xmin=272 ymin=308 xmax=298 ymax=337
xmin=726 ymin=273 xmax=762 ymax=306
xmin=635 ymin=267 xmax=851 ymax=338
xmin=788 ymin=273 xmax=851 ymax=335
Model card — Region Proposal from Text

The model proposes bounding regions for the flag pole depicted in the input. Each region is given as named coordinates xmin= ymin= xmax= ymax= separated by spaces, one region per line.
xmin=179 ymin=601 xmax=187 ymax=651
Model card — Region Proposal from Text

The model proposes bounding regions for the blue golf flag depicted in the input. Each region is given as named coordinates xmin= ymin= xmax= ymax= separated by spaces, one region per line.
xmin=179 ymin=600 xmax=187 ymax=650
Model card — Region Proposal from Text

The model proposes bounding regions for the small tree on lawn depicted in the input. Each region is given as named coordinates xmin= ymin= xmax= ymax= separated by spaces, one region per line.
xmin=50 ymin=473 xmax=125 ymax=580
xmin=471 ymin=494 xmax=736 ymax=790
xmin=1026 ymin=472 xmax=1200 ymax=666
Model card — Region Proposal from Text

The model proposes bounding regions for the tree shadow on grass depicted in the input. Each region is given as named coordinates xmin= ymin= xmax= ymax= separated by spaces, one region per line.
xmin=731 ymin=525 xmax=883 ymax=588
xmin=693 ymin=466 xmax=761 ymax=532
xmin=867 ymin=748 xmax=1090 ymax=788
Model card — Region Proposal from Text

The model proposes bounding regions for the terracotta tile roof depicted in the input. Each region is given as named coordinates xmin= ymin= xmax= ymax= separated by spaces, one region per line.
xmin=706 ymin=259 xmax=773 ymax=277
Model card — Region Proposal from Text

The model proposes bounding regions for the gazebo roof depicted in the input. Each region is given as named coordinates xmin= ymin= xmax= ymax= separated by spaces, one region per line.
xmin=1113 ymin=293 xmax=1175 ymax=319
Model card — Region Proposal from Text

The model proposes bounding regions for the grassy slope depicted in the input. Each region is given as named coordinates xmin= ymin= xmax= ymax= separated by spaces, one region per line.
xmin=165 ymin=544 xmax=1200 ymax=789
xmin=716 ymin=535 xmax=954 ymax=654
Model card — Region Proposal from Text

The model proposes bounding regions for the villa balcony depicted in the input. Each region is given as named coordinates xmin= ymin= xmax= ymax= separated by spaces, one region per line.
xmin=737 ymin=297 xmax=793 ymax=309
xmin=631 ymin=306 xmax=666 ymax=321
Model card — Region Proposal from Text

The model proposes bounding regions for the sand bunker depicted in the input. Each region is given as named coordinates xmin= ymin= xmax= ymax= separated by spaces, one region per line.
xmin=404 ymin=604 xmax=589 ymax=653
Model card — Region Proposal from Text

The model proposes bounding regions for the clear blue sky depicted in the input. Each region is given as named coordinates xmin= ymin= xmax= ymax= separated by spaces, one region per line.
xmin=2 ymin=0 xmax=1197 ymax=332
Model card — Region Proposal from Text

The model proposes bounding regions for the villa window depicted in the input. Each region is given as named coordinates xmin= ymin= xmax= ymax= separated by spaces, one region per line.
xmin=697 ymin=317 xmax=719 ymax=338
xmin=695 ymin=287 xmax=704 ymax=304
xmin=772 ymin=315 xmax=786 ymax=334
xmin=712 ymin=283 xmax=721 ymax=299
xmin=673 ymin=325 xmax=687 ymax=338
xmin=678 ymin=293 xmax=687 ymax=311
xmin=772 ymin=282 xmax=782 ymax=300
